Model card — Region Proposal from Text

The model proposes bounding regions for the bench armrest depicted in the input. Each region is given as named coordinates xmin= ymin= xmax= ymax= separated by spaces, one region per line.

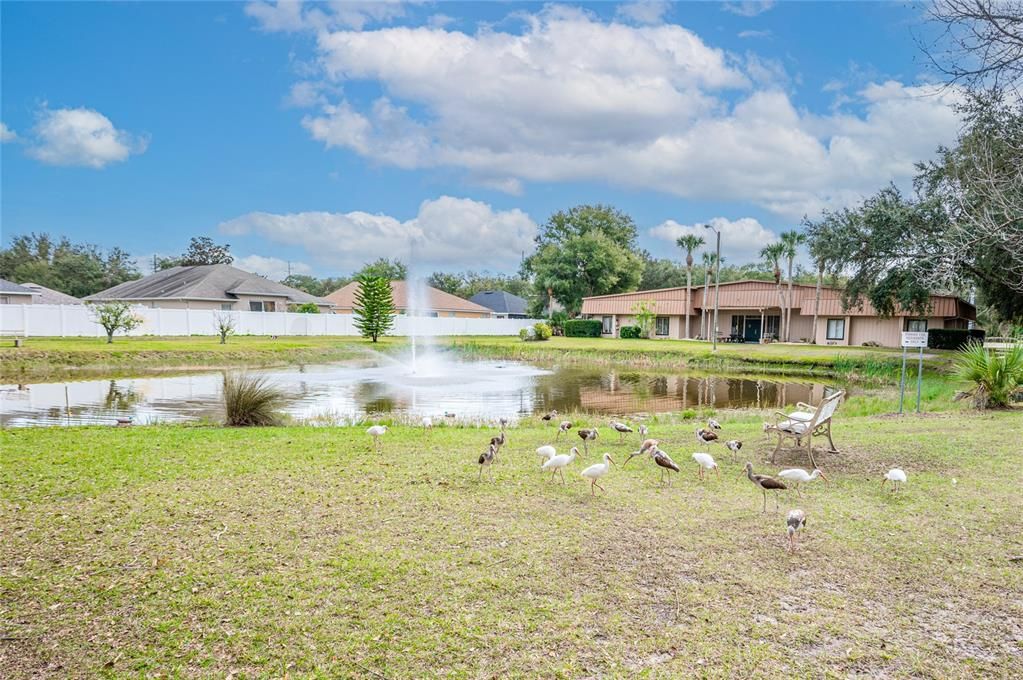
xmin=796 ymin=401 xmax=815 ymax=411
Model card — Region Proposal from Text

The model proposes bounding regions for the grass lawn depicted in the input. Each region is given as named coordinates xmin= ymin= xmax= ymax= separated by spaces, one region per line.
xmin=2 ymin=413 xmax=1020 ymax=677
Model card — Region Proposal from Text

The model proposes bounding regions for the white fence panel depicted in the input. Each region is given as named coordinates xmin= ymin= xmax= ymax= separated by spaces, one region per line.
xmin=0 ymin=304 xmax=540 ymax=338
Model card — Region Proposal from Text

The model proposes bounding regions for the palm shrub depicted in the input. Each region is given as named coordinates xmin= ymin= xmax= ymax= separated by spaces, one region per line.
xmin=953 ymin=342 xmax=1023 ymax=409
xmin=223 ymin=373 xmax=285 ymax=426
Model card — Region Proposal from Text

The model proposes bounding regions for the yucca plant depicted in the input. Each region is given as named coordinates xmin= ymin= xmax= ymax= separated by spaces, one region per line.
xmin=222 ymin=373 xmax=285 ymax=426
xmin=953 ymin=342 xmax=1023 ymax=409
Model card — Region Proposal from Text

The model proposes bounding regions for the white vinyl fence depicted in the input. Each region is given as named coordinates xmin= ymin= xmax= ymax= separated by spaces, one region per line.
xmin=0 ymin=304 xmax=540 ymax=338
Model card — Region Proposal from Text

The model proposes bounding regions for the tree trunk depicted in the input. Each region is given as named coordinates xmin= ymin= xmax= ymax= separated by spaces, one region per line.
xmin=775 ymin=283 xmax=785 ymax=342
xmin=812 ymin=264 xmax=823 ymax=344
xmin=703 ymin=275 xmax=710 ymax=339
xmin=786 ymin=258 xmax=794 ymax=342
xmin=106 ymin=330 xmax=114 ymax=344
xmin=685 ymin=268 xmax=692 ymax=339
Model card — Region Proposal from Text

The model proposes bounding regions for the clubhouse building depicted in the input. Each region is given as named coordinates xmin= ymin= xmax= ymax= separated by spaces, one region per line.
xmin=580 ymin=280 xmax=975 ymax=347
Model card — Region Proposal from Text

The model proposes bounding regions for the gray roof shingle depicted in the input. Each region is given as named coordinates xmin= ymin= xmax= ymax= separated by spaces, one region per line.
xmin=469 ymin=290 xmax=528 ymax=315
xmin=0 ymin=278 xmax=36 ymax=295
xmin=19 ymin=282 xmax=84 ymax=305
xmin=85 ymin=264 xmax=332 ymax=306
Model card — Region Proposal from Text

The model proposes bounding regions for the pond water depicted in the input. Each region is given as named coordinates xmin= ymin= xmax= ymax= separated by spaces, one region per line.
xmin=0 ymin=354 xmax=844 ymax=427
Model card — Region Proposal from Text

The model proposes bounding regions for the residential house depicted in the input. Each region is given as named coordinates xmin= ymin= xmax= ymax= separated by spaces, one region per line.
xmin=469 ymin=290 xmax=529 ymax=318
xmin=0 ymin=279 xmax=36 ymax=305
xmin=19 ymin=282 xmax=84 ymax=305
xmin=326 ymin=280 xmax=494 ymax=318
xmin=580 ymin=279 xmax=975 ymax=348
xmin=86 ymin=264 xmax=333 ymax=311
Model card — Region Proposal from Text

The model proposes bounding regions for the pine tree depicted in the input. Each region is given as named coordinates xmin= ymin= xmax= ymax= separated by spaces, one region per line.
xmin=352 ymin=275 xmax=395 ymax=342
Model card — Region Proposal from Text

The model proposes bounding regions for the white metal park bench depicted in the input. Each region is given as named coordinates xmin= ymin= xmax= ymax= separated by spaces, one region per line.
xmin=768 ymin=390 xmax=845 ymax=469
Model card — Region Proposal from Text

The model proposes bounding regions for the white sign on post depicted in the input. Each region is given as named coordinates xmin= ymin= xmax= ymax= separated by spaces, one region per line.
xmin=901 ymin=331 xmax=928 ymax=348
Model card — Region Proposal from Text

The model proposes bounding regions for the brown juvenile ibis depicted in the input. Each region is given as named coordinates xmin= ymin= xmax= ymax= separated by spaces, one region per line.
xmin=786 ymin=509 xmax=807 ymax=552
xmin=489 ymin=419 xmax=507 ymax=456
xmin=696 ymin=428 xmax=719 ymax=446
xmin=577 ymin=427 xmax=599 ymax=455
xmin=623 ymin=438 xmax=658 ymax=466
xmin=742 ymin=462 xmax=787 ymax=513
xmin=541 ymin=409 xmax=558 ymax=426
xmin=609 ymin=420 xmax=633 ymax=442
xmin=556 ymin=420 xmax=573 ymax=440
xmin=478 ymin=444 xmax=497 ymax=482
xmin=724 ymin=439 xmax=742 ymax=460
xmin=707 ymin=418 xmax=722 ymax=430
xmin=638 ymin=423 xmax=649 ymax=437
xmin=652 ymin=448 xmax=681 ymax=486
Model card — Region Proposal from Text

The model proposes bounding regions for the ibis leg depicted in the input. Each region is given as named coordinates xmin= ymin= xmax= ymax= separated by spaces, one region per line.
xmin=595 ymin=481 xmax=606 ymax=494
xmin=796 ymin=483 xmax=802 ymax=498
xmin=762 ymin=490 xmax=767 ymax=513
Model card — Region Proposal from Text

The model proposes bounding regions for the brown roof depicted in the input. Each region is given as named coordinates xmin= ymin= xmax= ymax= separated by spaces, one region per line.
xmin=325 ymin=280 xmax=494 ymax=315
xmin=582 ymin=279 xmax=975 ymax=319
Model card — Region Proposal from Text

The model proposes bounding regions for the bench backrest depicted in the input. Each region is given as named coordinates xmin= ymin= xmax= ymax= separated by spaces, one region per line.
xmin=810 ymin=391 xmax=844 ymax=427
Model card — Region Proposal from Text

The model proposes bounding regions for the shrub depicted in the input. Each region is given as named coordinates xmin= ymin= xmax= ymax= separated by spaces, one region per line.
xmin=861 ymin=340 xmax=881 ymax=347
xmin=928 ymin=328 xmax=986 ymax=350
xmin=564 ymin=319 xmax=603 ymax=337
xmin=680 ymin=409 xmax=697 ymax=420
xmin=293 ymin=302 xmax=320 ymax=314
xmin=619 ymin=325 xmax=642 ymax=339
xmin=533 ymin=322 xmax=553 ymax=340
xmin=549 ymin=310 xmax=569 ymax=332
xmin=632 ymin=301 xmax=656 ymax=338
xmin=519 ymin=327 xmax=531 ymax=341
xmin=223 ymin=373 xmax=285 ymax=426
xmin=953 ymin=342 xmax=1023 ymax=409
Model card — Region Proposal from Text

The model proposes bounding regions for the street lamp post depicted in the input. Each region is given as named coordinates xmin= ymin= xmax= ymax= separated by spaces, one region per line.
xmin=704 ymin=224 xmax=721 ymax=352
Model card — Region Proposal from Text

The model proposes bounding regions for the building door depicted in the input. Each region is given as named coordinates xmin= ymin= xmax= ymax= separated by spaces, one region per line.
xmin=744 ymin=317 xmax=762 ymax=342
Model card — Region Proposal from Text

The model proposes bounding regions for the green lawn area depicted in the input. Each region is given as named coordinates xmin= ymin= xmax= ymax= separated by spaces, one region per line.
xmin=2 ymin=413 xmax=1020 ymax=677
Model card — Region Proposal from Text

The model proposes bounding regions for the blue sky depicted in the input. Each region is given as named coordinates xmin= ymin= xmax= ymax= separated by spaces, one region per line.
xmin=1 ymin=1 xmax=960 ymax=279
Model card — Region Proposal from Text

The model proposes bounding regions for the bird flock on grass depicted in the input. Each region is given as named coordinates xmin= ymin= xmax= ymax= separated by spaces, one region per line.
xmin=364 ymin=413 xmax=909 ymax=553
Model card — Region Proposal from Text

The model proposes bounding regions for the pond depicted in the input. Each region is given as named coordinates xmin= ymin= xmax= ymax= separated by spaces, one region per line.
xmin=0 ymin=354 xmax=845 ymax=427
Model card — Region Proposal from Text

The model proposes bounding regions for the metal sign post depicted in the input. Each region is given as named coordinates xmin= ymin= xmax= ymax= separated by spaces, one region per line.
xmin=900 ymin=332 xmax=928 ymax=415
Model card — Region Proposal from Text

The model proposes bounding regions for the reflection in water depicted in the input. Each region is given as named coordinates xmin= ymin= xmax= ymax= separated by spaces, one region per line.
xmin=0 ymin=360 xmax=845 ymax=427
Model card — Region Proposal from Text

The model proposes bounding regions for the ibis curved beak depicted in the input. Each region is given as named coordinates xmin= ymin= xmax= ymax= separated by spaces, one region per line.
xmin=820 ymin=471 xmax=831 ymax=485
xmin=623 ymin=453 xmax=638 ymax=467
xmin=608 ymin=456 xmax=617 ymax=466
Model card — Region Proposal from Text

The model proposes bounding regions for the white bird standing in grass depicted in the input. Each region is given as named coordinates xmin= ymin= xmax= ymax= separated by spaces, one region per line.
xmin=557 ymin=420 xmax=573 ymax=440
xmin=882 ymin=468 xmax=908 ymax=493
xmin=692 ymin=452 xmax=719 ymax=480
xmin=422 ymin=416 xmax=433 ymax=430
xmin=536 ymin=445 xmax=557 ymax=468
xmin=478 ymin=444 xmax=496 ymax=482
xmin=724 ymin=439 xmax=742 ymax=460
xmin=777 ymin=468 xmax=830 ymax=497
xmin=542 ymin=446 xmax=579 ymax=484
xmin=366 ymin=424 xmax=387 ymax=452
xmin=786 ymin=509 xmax=807 ymax=552
xmin=707 ymin=418 xmax=722 ymax=430
xmin=580 ymin=453 xmax=616 ymax=495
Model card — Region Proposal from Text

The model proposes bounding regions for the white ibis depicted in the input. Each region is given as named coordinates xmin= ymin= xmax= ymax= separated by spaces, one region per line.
xmin=536 ymin=445 xmax=557 ymax=468
xmin=422 ymin=416 xmax=433 ymax=430
xmin=556 ymin=421 xmax=573 ymax=440
xmin=691 ymin=452 xmax=719 ymax=480
xmin=623 ymin=439 xmax=658 ymax=466
xmin=652 ymin=448 xmax=681 ymax=487
xmin=580 ymin=453 xmax=616 ymax=495
xmin=541 ymin=409 xmax=559 ymax=426
xmin=577 ymin=428 xmax=599 ymax=455
xmin=542 ymin=446 xmax=578 ymax=484
xmin=609 ymin=420 xmax=633 ymax=442
xmin=478 ymin=444 xmax=496 ymax=482
xmin=742 ymin=462 xmax=787 ymax=513
xmin=777 ymin=468 xmax=830 ymax=497
xmin=724 ymin=439 xmax=742 ymax=459
xmin=707 ymin=418 xmax=722 ymax=430
xmin=696 ymin=428 xmax=719 ymax=446
xmin=786 ymin=509 xmax=807 ymax=552
xmin=638 ymin=424 xmax=649 ymax=437
xmin=366 ymin=424 xmax=388 ymax=452
xmin=882 ymin=468 xmax=907 ymax=493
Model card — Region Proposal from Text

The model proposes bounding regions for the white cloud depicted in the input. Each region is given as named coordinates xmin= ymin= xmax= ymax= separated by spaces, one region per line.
xmin=246 ymin=0 xmax=406 ymax=32
xmin=264 ymin=6 xmax=962 ymax=218
xmin=0 ymin=122 xmax=16 ymax=142
xmin=722 ymin=1 xmax=775 ymax=17
xmin=219 ymin=196 xmax=537 ymax=273
xmin=27 ymin=106 xmax=147 ymax=168
xmin=650 ymin=217 xmax=778 ymax=264
xmin=616 ymin=1 xmax=671 ymax=25
xmin=737 ymin=29 xmax=771 ymax=39
xmin=234 ymin=254 xmax=313 ymax=280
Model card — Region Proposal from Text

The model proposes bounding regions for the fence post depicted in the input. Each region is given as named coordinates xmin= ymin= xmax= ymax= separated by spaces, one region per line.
xmin=60 ymin=304 xmax=66 ymax=337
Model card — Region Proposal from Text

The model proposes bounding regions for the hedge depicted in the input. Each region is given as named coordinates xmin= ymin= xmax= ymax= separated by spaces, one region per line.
xmin=619 ymin=325 xmax=641 ymax=339
xmin=927 ymin=328 xmax=986 ymax=350
xmin=564 ymin=319 xmax=603 ymax=337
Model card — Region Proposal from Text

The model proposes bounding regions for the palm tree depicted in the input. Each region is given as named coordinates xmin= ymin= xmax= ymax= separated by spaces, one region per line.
xmin=807 ymin=238 xmax=829 ymax=344
xmin=676 ymin=234 xmax=705 ymax=339
xmin=700 ymin=251 xmax=716 ymax=339
xmin=779 ymin=230 xmax=806 ymax=342
xmin=760 ymin=242 xmax=786 ymax=342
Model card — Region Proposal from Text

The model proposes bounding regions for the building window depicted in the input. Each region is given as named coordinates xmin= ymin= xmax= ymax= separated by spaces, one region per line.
xmin=448 ymin=312 xmax=457 ymax=318
xmin=731 ymin=315 xmax=745 ymax=335
xmin=826 ymin=318 xmax=846 ymax=340
xmin=601 ymin=316 xmax=613 ymax=334
xmin=764 ymin=315 xmax=781 ymax=340
xmin=427 ymin=311 xmax=439 ymax=318
xmin=221 ymin=303 xmax=233 ymax=311
xmin=249 ymin=301 xmax=263 ymax=312
xmin=655 ymin=317 xmax=669 ymax=336
xmin=263 ymin=301 xmax=276 ymax=312
xmin=0 ymin=296 xmax=9 ymax=305
xmin=905 ymin=318 xmax=928 ymax=332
